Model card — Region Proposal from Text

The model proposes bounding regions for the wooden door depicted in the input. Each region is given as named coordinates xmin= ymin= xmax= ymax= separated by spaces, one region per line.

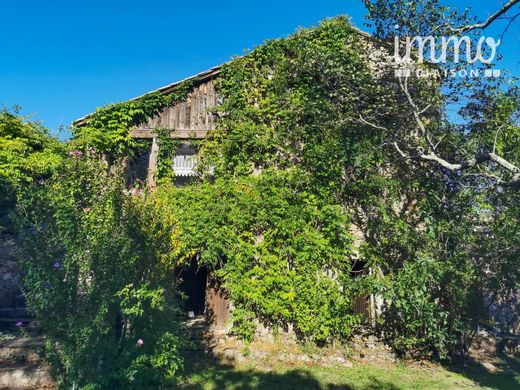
xmin=205 ymin=275 xmax=231 ymax=327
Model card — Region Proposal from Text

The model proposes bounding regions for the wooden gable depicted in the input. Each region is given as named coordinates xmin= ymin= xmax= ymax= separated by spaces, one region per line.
xmin=130 ymin=76 xmax=219 ymax=140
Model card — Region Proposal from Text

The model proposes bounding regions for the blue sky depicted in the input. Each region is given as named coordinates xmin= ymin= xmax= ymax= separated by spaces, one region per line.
xmin=1 ymin=0 xmax=518 ymax=136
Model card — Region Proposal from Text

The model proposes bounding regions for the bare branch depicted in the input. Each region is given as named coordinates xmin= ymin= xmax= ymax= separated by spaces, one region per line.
xmin=451 ymin=0 xmax=520 ymax=33
xmin=395 ymin=75 xmax=520 ymax=188
xmin=399 ymin=76 xmax=436 ymax=151
xmin=393 ymin=142 xmax=410 ymax=159
xmin=418 ymin=150 xmax=520 ymax=185
xmin=499 ymin=11 xmax=520 ymax=41
xmin=419 ymin=152 xmax=486 ymax=171
xmin=492 ymin=125 xmax=505 ymax=154
xmin=488 ymin=152 xmax=520 ymax=174
xmin=358 ymin=115 xmax=389 ymax=131
xmin=433 ymin=133 xmax=448 ymax=150
xmin=418 ymin=104 xmax=432 ymax=115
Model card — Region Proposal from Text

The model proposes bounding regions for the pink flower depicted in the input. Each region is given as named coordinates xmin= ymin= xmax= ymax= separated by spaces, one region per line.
xmin=137 ymin=339 xmax=144 ymax=346
xmin=15 ymin=321 xmax=23 ymax=328
xmin=68 ymin=150 xmax=83 ymax=158
xmin=83 ymin=207 xmax=91 ymax=213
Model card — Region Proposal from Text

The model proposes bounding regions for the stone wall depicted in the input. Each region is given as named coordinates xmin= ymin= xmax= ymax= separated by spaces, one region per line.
xmin=0 ymin=235 xmax=22 ymax=308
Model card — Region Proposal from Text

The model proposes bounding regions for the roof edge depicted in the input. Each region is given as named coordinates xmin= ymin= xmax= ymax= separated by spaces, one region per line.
xmin=73 ymin=65 xmax=222 ymax=127
xmin=73 ymin=24 xmax=377 ymax=127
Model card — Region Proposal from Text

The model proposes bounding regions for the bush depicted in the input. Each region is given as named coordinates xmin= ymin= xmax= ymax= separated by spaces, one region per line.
xmin=0 ymin=109 xmax=63 ymax=232
xmin=378 ymin=255 xmax=453 ymax=358
xmin=15 ymin=155 xmax=184 ymax=389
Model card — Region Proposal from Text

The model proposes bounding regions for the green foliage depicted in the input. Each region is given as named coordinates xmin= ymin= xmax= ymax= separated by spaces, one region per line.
xmin=0 ymin=109 xmax=64 ymax=232
xmin=197 ymin=15 xmax=517 ymax=359
xmin=123 ymin=333 xmax=183 ymax=389
xmin=15 ymin=156 xmax=184 ymax=389
xmin=202 ymin=17 xmax=386 ymax=194
xmin=362 ymin=0 xmax=471 ymax=38
xmin=379 ymin=255 xmax=457 ymax=358
xmin=463 ymin=84 xmax=520 ymax=169
xmin=156 ymin=128 xmax=182 ymax=184
xmin=199 ymin=16 xmax=412 ymax=344
xmin=72 ymin=82 xmax=192 ymax=158
xmin=156 ymin=171 xmax=358 ymax=343
xmin=11 ymin=13 xmax=518 ymax=379
xmin=360 ymin=0 xmax=520 ymax=359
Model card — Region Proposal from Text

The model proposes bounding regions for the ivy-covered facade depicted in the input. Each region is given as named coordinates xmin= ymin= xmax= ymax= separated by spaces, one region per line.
xmin=68 ymin=17 xmax=517 ymax=359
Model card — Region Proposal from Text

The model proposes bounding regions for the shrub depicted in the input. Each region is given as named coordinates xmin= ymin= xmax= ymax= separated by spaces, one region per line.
xmin=0 ymin=109 xmax=63 ymax=232
xmin=15 ymin=155 xmax=184 ymax=389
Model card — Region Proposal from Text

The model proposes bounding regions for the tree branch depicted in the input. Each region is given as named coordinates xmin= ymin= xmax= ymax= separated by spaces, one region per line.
xmin=499 ymin=11 xmax=520 ymax=41
xmin=393 ymin=142 xmax=410 ymax=159
xmin=358 ymin=114 xmax=389 ymax=131
xmin=389 ymin=76 xmax=520 ymax=188
xmin=360 ymin=77 xmax=520 ymax=188
xmin=451 ymin=0 xmax=520 ymax=33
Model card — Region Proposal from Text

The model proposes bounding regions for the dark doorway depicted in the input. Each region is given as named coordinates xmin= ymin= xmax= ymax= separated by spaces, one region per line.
xmin=177 ymin=264 xmax=207 ymax=316
xmin=350 ymin=259 xmax=367 ymax=276
xmin=125 ymin=143 xmax=152 ymax=188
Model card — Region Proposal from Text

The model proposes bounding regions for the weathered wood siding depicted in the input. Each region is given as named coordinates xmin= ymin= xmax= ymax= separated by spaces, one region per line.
xmin=353 ymin=294 xmax=371 ymax=323
xmin=135 ymin=78 xmax=218 ymax=137
xmin=206 ymin=275 xmax=231 ymax=327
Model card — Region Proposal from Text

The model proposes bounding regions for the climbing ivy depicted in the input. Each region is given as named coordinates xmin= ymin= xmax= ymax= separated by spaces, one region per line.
xmin=72 ymin=82 xmax=193 ymax=158
xmin=15 ymin=15 xmax=518 ymax=371
xmin=156 ymin=172 xmax=358 ymax=343
xmin=195 ymin=16 xmax=510 ymax=359
xmin=156 ymin=128 xmax=182 ymax=184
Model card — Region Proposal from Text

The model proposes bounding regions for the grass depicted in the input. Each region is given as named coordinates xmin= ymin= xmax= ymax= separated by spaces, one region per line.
xmin=180 ymin=354 xmax=520 ymax=390
xmin=453 ymin=351 xmax=520 ymax=390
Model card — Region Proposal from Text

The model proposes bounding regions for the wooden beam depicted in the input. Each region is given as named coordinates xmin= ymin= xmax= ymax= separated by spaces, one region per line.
xmin=147 ymin=137 xmax=160 ymax=188
xmin=130 ymin=128 xmax=208 ymax=139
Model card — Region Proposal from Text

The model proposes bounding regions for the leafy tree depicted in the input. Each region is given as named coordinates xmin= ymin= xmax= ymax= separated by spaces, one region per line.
xmin=359 ymin=0 xmax=520 ymax=357
xmin=15 ymin=156 xmax=184 ymax=389
xmin=361 ymin=0 xmax=520 ymax=188
xmin=0 ymin=109 xmax=64 ymax=232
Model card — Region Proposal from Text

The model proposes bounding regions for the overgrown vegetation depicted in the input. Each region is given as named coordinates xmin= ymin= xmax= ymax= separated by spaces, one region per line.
xmin=16 ymin=156 xmax=184 ymax=389
xmin=197 ymin=16 xmax=498 ymax=360
xmin=156 ymin=174 xmax=357 ymax=343
xmin=71 ymin=83 xmax=192 ymax=158
xmin=3 ymin=2 xmax=519 ymax=388
xmin=0 ymin=108 xmax=64 ymax=232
